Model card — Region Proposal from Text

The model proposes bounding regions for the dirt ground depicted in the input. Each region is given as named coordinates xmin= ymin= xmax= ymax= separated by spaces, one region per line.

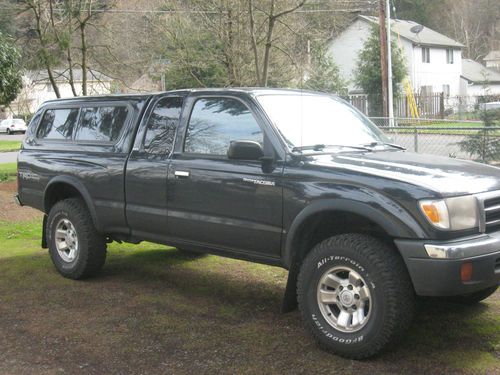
xmin=0 ymin=181 xmax=41 ymax=222
xmin=0 ymin=181 xmax=498 ymax=375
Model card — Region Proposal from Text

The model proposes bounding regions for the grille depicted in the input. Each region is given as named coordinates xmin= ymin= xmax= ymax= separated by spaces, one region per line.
xmin=479 ymin=191 xmax=500 ymax=233
xmin=484 ymin=196 xmax=500 ymax=233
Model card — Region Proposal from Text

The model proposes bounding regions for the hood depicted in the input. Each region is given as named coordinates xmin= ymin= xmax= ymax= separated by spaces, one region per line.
xmin=307 ymin=151 xmax=500 ymax=196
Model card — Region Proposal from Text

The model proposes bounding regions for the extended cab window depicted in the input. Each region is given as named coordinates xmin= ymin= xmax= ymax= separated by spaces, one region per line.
xmin=185 ymin=98 xmax=263 ymax=156
xmin=74 ymin=106 xmax=128 ymax=142
xmin=144 ymin=97 xmax=183 ymax=155
xmin=37 ymin=108 xmax=79 ymax=140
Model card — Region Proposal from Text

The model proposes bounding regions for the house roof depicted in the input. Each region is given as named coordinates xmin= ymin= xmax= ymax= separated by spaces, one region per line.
xmin=359 ymin=15 xmax=464 ymax=48
xmin=26 ymin=68 xmax=113 ymax=83
xmin=461 ymin=59 xmax=500 ymax=84
xmin=484 ymin=50 xmax=500 ymax=61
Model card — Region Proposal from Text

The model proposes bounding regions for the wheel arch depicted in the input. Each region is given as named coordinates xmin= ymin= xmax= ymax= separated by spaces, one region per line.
xmin=44 ymin=176 xmax=100 ymax=230
xmin=280 ymin=199 xmax=422 ymax=313
xmin=283 ymin=199 xmax=424 ymax=268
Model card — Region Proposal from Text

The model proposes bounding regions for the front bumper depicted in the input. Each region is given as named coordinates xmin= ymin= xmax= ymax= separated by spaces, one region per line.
xmin=395 ymin=232 xmax=500 ymax=297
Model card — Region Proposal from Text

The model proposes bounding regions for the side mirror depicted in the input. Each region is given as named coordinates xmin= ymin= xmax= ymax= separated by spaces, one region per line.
xmin=227 ymin=140 xmax=264 ymax=160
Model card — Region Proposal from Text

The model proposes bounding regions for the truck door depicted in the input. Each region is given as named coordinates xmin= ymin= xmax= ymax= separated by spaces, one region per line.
xmin=125 ymin=95 xmax=184 ymax=239
xmin=166 ymin=95 xmax=284 ymax=259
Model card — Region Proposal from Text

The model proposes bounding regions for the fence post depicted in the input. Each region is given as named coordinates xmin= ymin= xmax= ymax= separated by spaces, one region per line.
xmin=413 ymin=128 xmax=419 ymax=153
xmin=440 ymin=92 xmax=445 ymax=119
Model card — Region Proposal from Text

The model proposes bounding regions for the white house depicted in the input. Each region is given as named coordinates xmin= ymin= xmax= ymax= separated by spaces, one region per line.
xmin=484 ymin=50 xmax=500 ymax=71
xmin=10 ymin=68 xmax=113 ymax=115
xmin=327 ymin=16 xmax=464 ymax=96
xmin=460 ymin=59 xmax=500 ymax=97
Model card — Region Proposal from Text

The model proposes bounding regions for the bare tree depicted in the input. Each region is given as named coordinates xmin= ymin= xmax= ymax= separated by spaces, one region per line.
xmin=20 ymin=0 xmax=62 ymax=97
xmin=443 ymin=0 xmax=499 ymax=60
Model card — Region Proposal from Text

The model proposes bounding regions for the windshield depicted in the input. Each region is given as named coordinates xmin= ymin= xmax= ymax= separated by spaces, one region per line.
xmin=257 ymin=93 xmax=389 ymax=150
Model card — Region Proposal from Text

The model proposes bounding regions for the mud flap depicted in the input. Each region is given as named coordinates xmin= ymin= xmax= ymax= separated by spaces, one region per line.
xmin=41 ymin=215 xmax=48 ymax=249
xmin=281 ymin=261 xmax=300 ymax=313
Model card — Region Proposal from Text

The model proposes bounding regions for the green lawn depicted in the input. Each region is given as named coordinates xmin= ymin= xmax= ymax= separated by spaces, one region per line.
xmin=0 ymin=140 xmax=21 ymax=152
xmin=0 ymin=217 xmax=498 ymax=374
xmin=0 ymin=162 xmax=17 ymax=182
xmin=373 ymin=118 xmax=500 ymax=135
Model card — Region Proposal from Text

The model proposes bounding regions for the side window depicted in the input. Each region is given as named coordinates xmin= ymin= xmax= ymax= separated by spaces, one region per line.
xmin=74 ymin=106 xmax=128 ymax=142
xmin=144 ymin=97 xmax=183 ymax=155
xmin=185 ymin=98 xmax=263 ymax=156
xmin=37 ymin=108 xmax=79 ymax=140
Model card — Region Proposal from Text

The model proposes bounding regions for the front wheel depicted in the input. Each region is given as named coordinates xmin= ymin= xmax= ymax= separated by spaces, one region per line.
xmin=6 ymin=128 xmax=11 ymax=135
xmin=47 ymin=198 xmax=107 ymax=279
xmin=297 ymin=234 xmax=415 ymax=359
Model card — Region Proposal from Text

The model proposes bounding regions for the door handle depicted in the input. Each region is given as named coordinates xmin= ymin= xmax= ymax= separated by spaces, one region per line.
xmin=174 ymin=170 xmax=190 ymax=178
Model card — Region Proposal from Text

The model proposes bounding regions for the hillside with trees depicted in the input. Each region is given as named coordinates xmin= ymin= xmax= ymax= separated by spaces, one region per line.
xmin=0 ymin=0 xmax=497 ymax=104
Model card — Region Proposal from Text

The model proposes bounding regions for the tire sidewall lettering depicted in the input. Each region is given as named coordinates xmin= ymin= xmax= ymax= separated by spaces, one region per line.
xmin=312 ymin=314 xmax=364 ymax=344
xmin=311 ymin=255 xmax=377 ymax=345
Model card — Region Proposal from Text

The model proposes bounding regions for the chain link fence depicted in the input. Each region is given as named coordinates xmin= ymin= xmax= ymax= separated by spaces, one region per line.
xmin=369 ymin=117 xmax=500 ymax=165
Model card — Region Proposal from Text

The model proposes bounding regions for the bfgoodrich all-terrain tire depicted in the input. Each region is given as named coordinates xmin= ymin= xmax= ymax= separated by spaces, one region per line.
xmin=446 ymin=285 xmax=498 ymax=305
xmin=47 ymin=198 xmax=106 ymax=279
xmin=297 ymin=234 xmax=415 ymax=359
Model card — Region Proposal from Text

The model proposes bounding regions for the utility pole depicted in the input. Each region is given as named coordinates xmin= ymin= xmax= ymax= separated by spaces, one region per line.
xmin=378 ymin=0 xmax=388 ymax=118
xmin=386 ymin=0 xmax=394 ymax=126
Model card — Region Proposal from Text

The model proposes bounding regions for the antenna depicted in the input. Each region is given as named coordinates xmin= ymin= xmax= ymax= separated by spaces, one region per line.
xmin=410 ymin=24 xmax=424 ymax=36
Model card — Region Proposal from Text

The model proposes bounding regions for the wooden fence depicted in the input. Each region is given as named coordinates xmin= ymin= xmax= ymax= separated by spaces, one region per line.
xmin=347 ymin=93 xmax=458 ymax=119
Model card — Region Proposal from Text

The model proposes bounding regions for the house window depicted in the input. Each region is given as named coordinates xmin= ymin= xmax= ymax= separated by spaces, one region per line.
xmin=421 ymin=86 xmax=433 ymax=95
xmin=446 ymin=48 xmax=454 ymax=64
xmin=46 ymin=83 xmax=54 ymax=92
xmin=443 ymin=84 xmax=450 ymax=97
xmin=421 ymin=47 xmax=430 ymax=63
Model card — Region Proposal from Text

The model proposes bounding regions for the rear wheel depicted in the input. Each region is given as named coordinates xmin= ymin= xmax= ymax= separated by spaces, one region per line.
xmin=446 ymin=286 xmax=498 ymax=305
xmin=297 ymin=234 xmax=415 ymax=359
xmin=6 ymin=128 xmax=11 ymax=135
xmin=47 ymin=198 xmax=106 ymax=279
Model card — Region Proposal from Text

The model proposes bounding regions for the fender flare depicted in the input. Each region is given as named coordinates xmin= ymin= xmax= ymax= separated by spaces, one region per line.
xmin=44 ymin=175 xmax=101 ymax=230
xmin=282 ymin=198 xmax=426 ymax=268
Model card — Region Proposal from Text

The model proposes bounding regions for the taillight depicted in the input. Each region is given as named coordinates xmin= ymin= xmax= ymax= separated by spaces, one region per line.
xmin=10 ymin=125 xmax=15 ymax=128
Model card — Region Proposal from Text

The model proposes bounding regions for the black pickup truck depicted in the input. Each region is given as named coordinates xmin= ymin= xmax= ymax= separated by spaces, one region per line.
xmin=16 ymin=88 xmax=500 ymax=359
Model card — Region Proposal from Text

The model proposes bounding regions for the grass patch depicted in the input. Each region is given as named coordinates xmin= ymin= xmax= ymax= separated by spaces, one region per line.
xmin=374 ymin=119 xmax=500 ymax=136
xmin=0 ymin=140 xmax=21 ymax=152
xmin=0 ymin=218 xmax=498 ymax=374
xmin=0 ymin=162 xmax=17 ymax=182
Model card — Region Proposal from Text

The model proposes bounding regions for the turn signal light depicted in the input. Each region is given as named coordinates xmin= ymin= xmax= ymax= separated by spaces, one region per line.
xmin=460 ymin=262 xmax=473 ymax=282
xmin=421 ymin=204 xmax=440 ymax=223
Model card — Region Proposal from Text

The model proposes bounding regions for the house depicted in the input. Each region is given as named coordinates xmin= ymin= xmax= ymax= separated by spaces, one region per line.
xmin=125 ymin=73 xmax=162 ymax=93
xmin=484 ymin=50 xmax=500 ymax=71
xmin=327 ymin=15 xmax=464 ymax=96
xmin=460 ymin=59 xmax=500 ymax=97
xmin=10 ymin=68 xmax=113 ymax=115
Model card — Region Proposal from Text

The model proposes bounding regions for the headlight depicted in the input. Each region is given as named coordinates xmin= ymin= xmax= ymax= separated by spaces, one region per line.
xmin=419 ymin=195 xmax=478 ymax=230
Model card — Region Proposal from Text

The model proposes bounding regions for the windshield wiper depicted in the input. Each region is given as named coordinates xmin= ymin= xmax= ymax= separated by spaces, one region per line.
xmin=292 ymin=144 xmax=327 ymax=152
xmin=363 ymin=141 xmax=406 ymax=150
xmin=292 ymin=144 xmax=372 ymax=153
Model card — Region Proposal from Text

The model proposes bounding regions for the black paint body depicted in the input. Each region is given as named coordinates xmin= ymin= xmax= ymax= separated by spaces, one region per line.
xmin=17 ymin=89 xmax=500 ymax=296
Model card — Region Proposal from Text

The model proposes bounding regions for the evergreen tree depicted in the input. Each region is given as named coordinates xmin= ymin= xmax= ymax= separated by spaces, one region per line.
xmin=0 ymin=32 xmax=23 ymax=106
xmin=304 ymin=44 xmax=347 ymax=95
xmin=354 ymin=26 xmax=406 ymax=116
